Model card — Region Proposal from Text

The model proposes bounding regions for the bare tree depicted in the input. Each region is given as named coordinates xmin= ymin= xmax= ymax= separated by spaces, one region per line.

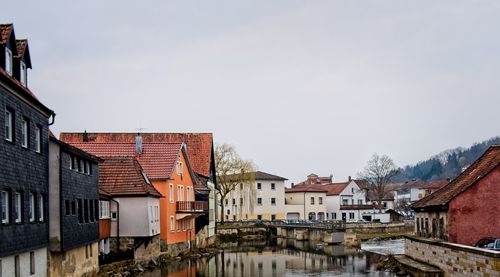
xmin=215 ymin=143 xmax=256 ymax=222
xmin=359 ymin=153 xmax=399 ymax=213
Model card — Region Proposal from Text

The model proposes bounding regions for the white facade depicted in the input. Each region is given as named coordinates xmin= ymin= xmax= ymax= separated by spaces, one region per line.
xmin=223 ymin=176 xmax=286 ymax=221
xmin=113 ymin=196 xmax=160 ymax=237
xmin=0 ymin=247 xmax=47 ymax=277
xmin=325 ymin=181 xmax=369 ymax=222
xmin=285 ymin=191 xmax=327 ymax=220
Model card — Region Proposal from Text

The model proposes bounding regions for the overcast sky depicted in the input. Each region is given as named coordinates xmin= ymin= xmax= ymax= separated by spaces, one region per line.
xmin=3 ymin=1 xmax=500 ymax=184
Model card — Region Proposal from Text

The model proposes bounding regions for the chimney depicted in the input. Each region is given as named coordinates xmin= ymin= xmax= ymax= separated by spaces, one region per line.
xmin=291 ymin=183 xmax=294 ymax=188
xmin=83 ymin=130 xmax=89 ymax=142
xmin=135 ymin=133 xmax=143 ymax=154
xmin=348 ymin=176 xmax=351 ymax=182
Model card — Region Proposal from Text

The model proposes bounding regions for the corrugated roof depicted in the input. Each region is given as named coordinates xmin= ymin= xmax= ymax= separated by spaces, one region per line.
xmin=60 ymin=132 xmax=213 ymax=177
xmin=99 ymin=157 xmax=161 ymax=197
xmin=412 ymin=145 xmax=500 ymax=209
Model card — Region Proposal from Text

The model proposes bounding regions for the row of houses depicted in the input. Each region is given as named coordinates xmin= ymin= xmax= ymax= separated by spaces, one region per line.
xmin=219 ymin=172 xmax=399 ymax=223
xmin=0 ymin=23 xmax=217 ymax=277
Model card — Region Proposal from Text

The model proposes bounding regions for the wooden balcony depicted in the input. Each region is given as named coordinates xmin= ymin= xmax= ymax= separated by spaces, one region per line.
xmin=176 ymin=201 xmax=208 ymax=213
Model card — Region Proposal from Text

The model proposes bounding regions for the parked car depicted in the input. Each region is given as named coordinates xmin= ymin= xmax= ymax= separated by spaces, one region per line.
xmin=473 ymin=237 xmax=500 ymax=251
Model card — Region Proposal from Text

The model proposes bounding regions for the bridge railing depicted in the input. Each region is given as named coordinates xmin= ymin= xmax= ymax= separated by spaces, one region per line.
xmin=216 ymin=219 xmax=346 ymax=231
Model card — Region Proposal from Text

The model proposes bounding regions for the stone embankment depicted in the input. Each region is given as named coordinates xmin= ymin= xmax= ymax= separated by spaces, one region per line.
xmin=97 ymin=248 xmax=219 ymax=277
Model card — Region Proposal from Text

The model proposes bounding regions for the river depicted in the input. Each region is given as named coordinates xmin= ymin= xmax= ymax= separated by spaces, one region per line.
xmin=141 ymin=238 xmax=405 ymax=276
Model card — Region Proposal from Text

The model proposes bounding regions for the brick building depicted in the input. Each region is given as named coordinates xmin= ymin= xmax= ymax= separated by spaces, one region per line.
xmin=412 ymin=145 xmax=500 ymax=245
xmin=0 ymin=23 xmax=55 ymax=277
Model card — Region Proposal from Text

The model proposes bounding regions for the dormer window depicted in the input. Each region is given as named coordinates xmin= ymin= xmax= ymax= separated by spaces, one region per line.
xmin=5 ymin=47 xmax=13 ymax=76
xmin=20 ymin=61 xmax=27 ymax=86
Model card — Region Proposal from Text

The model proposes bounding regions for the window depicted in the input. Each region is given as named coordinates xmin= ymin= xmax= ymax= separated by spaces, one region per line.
xmin=177 ymin=219 xmax=180 ymax=231
xmin=225 ymin=198 xmax=228 ymax=205
xmin=271 ymin=198 xmax=276 ymax=205
xmin=170 ymin=216 xmax=174 ymax=231
xmin=30 ymin=193 xmax=36 ymax=221
xmin=240 ymin=198 xmax=243 ymax=205
xmin=71 ymin=200 xmax=76 ymax=215
xmin=358 ymin=199 xmax=363 ymax=205
xmin=176 ymin=161 xmax=183 ymax=175
xmin=21 ymin=118 xmax=28 ymax=148
xmin=332 ymin=213 xmax=336 ymax=220
xmin=178 ymin=185 xmax=184 ymax=201
xmin=319 ymin=197 xmax=323 ymax=205
xmin=257 ymin=183 xmax=262 ymax=190
xmin=271 ymin=183 xmax=275 ymax=190
xmin=30 ymin=251 xmax=35 ymax=274
xmin=226 ymin=209 xmax=230 ymax=215
xmin=232 ymin=198 xmax=235 ymax=205
xmin=78 ymin=199 xmax=83 ymax=223
xmin=20 ymin=61 xmax=27 ymax=86
xmin=352 ymin=188 xmax=354 ymax=193
xmin=257 ymin=198 xmax=262 ymax=205
xmin=169 ymin=184 xmax=174 ymax=203
xmin=35 ymin=125 xmax=42 ymax=153
xmin=1 ymin=190 xmax=9 ymax=224
xmin=257 ymin=215 xmax=262 ymax=220
xmin=5 ymin=109 xmax=13 ymax=142
xmin=94 ymin=200 xmax=99 ymax=220
xmin=100 ymin=201 xmax=110 ymax=219
xmin=349 ymin=212 xmax=355 ymax=220
xmin=84 ymin=199 xmax=89 ymax=223
xmin=89 ymin=200 xmax=94 ymax=222
xmin=310 ymin=197 xmax=315 ymax=205
xmin=14 ymin=191 xmax=21 ymax=223
xmin=111 ymin=212 xmax=117 ymax=221
xmin=5 ymin=47 xmax=13 ymax=76
xmin=271 ymin=214 xmax=276 ymax=221
xmin=351 ymin=199 xmax=354 ymax=205
xmin=342 ymin=199 xmax=348 ymax=205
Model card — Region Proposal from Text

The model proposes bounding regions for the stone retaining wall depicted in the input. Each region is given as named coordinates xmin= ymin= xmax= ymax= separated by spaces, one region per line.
xmin=405 ymin=236 xmax=500 ymax=276
xmin=346 ymin=221 xmax=413 ymax=234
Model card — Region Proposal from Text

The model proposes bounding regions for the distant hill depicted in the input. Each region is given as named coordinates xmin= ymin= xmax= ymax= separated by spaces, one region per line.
xmin=395 ymin=136 xmax=500 ymax=182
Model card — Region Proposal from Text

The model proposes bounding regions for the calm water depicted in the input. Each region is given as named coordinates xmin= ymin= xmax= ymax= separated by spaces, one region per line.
xmin=141 ymin=239 xmax=402 ymax=277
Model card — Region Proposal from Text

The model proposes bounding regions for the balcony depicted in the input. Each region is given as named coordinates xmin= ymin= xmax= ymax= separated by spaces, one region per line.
xmin=340 ymin=204 xmax=376 ymax=210
xmin=176 ymin=201 xmax=208 ymax=213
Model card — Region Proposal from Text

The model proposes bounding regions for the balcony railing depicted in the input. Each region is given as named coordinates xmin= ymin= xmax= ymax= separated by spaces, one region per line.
xmin=340 ymin=204 xmax=377 ymax=210
xmin=176 ymin=201 xmax=208 ymax=213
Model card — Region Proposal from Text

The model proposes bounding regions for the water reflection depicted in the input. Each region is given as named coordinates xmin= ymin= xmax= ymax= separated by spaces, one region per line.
xmin=141 ymin=239 xmax=394 ymax=277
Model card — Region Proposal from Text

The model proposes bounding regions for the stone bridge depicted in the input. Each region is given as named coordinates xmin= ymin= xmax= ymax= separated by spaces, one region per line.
xmin=217 ymin=220 xmax=346 ymax=244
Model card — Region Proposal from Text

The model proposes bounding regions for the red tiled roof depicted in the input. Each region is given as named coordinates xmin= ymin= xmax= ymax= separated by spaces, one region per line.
xmin=353 ymin=179 xmax=369 ymax=189
xmin=99 ymin=157 xmax=161 ymax=197
xmin=0 ymin=24 xmax=13 ymax=44
xmin=68 ymin=142 xmax=183 ymax=180
xmin=285 ymin=184 xmax=328 ymax=193
xmin=324 ymin=183 xmax=349 ymax=196
xmin=421 ymin=179 xmax=449 ymax=190
xmin=412 ymin=145 xmax=500 ymax=209
xmin=60 ymin=133 xmax=213 ymax=177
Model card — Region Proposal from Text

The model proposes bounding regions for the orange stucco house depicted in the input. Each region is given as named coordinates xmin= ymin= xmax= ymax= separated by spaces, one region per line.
xmin=64 ymin=136 xmax=207 ymax=253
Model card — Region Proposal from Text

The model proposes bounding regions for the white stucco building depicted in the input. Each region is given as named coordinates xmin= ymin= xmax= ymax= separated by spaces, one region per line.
xmin=222 ymin=171 xmax=288 ymax=221
xmin=285 ymin=186 xmax=327 ymax=220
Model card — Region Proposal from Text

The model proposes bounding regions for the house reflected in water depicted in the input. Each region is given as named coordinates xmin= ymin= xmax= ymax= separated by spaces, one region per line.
xmin=140 ymin=239 xmax=392 ymax=276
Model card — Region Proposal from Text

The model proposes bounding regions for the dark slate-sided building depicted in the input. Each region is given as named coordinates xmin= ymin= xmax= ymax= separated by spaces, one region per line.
xmin=0 ymin=23 xmax=55 ymax=277
xmin=48 ymin=136 xmax=101 ymax=276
